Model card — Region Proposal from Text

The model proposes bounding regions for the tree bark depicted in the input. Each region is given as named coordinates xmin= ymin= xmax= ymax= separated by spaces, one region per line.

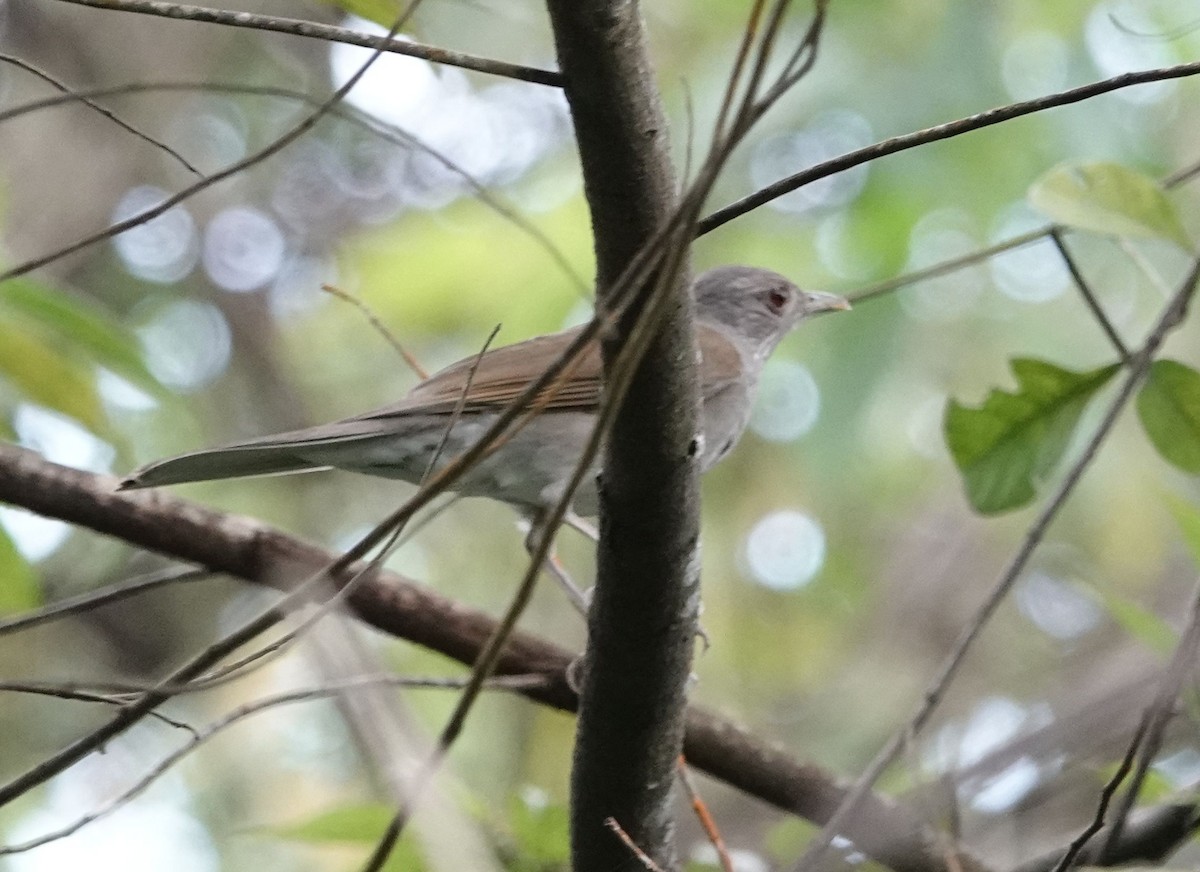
xmin=0 ymin=445 xmax=980 ymax=872
xmin=544 ymin=1 xmax=699 ymax=870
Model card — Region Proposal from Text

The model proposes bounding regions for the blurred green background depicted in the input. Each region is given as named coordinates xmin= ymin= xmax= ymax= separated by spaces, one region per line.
xmin=2 ymin=0 xmax=1200 ymax=869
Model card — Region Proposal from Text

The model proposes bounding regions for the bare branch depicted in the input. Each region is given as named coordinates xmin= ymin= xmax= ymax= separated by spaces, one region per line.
xmin=0 ymin=0 xmax=417 ymax=282
xmin=699 ymin=59 xmax=1200 ymax=236
xmin=0 ymin=53 xmax=203 ymax=177
xmin=791 ymin=258 xmax=1200 ymax=872
xmin=0 ymin=565 xmax=208 ymax=634
xmin=0 ymin=79 xmax=585 ymax=294
xmin=1102 ymin=578 xmax=1200 ymax=851
xmin=0 ymin=673 xmax=547 ymax=857
xmin=52 ymin=0 xmax=563 ymax=86
xmin=0 ymin=445 xmax=969 ymax=872
xmin=1049 ymin=230 xmax=1132 ymax=363
xmin=1015 ymin=801 xmax=1200 ymax=872
xmin=1050 ymin=718 xmax=1149 ymax=872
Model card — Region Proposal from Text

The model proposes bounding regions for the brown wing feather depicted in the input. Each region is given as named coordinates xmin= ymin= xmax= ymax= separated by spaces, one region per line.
xmin=348 ymin=320 xmax=747 ymax=423
xmin=696 ymin=323 xmax=745 ymax=401
xmin=349 ymin=326 xmax=602 ymax=420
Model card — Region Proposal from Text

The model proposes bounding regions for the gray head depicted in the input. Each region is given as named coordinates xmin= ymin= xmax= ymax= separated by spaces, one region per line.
xmin=693 ymin=266 xmax=849 ymax=361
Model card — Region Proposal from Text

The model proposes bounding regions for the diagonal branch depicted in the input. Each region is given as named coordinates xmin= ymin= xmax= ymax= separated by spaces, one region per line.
xmin=699 ymin=59 xmax=1200 ymax=236
xmin=0 ymin=54 xmax=203 ymax=177
xmin=0 ymin=443 xmax=980 ymax=872
xmin=53 ymin=0 xmax=563 ymax=86
xmin=1 ymin=0 xmax=416 ymax=282
xmin=791 ymin=258 xmax=1200 ymax=872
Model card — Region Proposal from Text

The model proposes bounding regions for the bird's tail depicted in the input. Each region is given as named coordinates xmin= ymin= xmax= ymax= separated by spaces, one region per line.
xmin=119 ymin=442 xmax=324 ymax=490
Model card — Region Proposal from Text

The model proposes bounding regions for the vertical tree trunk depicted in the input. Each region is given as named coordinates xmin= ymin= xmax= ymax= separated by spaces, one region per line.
xmin=544 ymin=2 xmax=701 ymax=870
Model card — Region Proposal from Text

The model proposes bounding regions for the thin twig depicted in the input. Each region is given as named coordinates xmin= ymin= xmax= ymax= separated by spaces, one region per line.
xmin=52 ymin=0 xmax=562 ymax=86
xmin=0 ymin=0 xmax=417 ymax=283
xmin=356 ymin=6 xmax=839 ymax=862
xmin=0 ymin=566 xmax=207 ymax=634
xmin=699 ymin=58 xmax=1200 ymax=235
xmin=0 ymin=79 xmax=585 ymax=294
xmin=849 ymin=153 xmax=1200 ymax=306
xmin=0 ymin=673 xmax=546 ymax=856
xmin=0 ymin=680 xmax=196 ymax=733
xmin=1050 ymin=718 xmax=1149 ymax=872
xmin=604 ymin=818 xmax=666 ymax=872
xmin=0 ymin=0 xmax=430 ymax=808
xmin=358 ymin=365 xmax=577 ymax=867
xmin=0 ymin=445 xmax=959 ymax=872
xmin=422 ymin=325 xmax=501 ymax=487
xmin=1049 ymin=230 xmax=1131 ymax=363
xmin=0 ymin=54 xmax=203 ymax=177
xmin=1102 ymin=576 xmax=1200 ymax=853
xmin=321 ymin=283 xmax=429 ymax=380
xmin=677 ymin=756 xmax=734 ymax=872
xmin=791 ymin=257 xmax=1200 ymax=872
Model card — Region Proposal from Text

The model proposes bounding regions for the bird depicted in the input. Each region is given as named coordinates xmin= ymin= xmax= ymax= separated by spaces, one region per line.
xmin=119 ymin=266 xmax=849 ymax=516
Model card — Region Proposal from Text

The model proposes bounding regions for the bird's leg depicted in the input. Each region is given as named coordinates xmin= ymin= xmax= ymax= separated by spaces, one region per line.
xmin=563 ymin=512 xmax=599 ymax=543
xmin=527 ymin=509 xmax=710 ymax=651
xmin=520 ymin=509 xmax=589 ymax=616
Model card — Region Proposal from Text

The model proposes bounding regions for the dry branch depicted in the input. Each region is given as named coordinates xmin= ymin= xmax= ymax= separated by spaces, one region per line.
xmin=0 ymin=443 xmax=970 ymax=872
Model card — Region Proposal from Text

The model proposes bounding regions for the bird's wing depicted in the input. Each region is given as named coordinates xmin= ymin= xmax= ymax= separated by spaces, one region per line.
xmin=696 ymin=323 xmax=745 ymax=402
xmin=119 ymin=319 xmax=751 ymax=490
xmin=353 ymin=319 xmax=747 ymax=423
xmin=349 ymin=325 xmax=604 ymax=421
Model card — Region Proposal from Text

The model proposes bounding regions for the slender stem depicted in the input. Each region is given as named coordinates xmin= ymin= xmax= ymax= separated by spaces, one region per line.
xmin=53 ymin=0 xmax=562 ymax=86
xmin=1050 ymin=230 xmax=1131 ymax=363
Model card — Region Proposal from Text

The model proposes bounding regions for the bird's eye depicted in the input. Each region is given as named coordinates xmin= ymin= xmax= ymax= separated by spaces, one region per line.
xmin=766 ymin=287 xmax=790 ymax=314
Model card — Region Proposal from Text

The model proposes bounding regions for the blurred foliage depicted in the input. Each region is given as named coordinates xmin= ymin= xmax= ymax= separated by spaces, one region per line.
xmin=323 ymin=0 xmax=409 ymax=29
xmin=1029 ymin=161 xmax=1194 ymax=252
xmin=1138 ymin=360 xmax=1200 ymax=474
xmin=0 ymin=276 xmax=158 ymax=438
xmin=0 ymin=525 xmax=38 ymax=613
xmin=3 ymin=0 xmax=1200 ymax=870
xmin=269 ymin=803 xmax=429 ymax=871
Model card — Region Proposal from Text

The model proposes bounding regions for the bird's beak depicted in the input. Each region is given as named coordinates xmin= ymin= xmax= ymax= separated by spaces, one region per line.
xmin=807 ymin=291 xmax=852 ymax=316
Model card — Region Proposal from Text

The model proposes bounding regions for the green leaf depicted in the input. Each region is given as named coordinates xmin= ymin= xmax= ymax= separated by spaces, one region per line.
xmin=945 ymin=358 xmax=1121 ymax=514
xmin=507 ymin=792 xmax=569 ymax=869
xmin=0 ymin=324 xmax=106 ymax=431
xmin=268 ymin=803 xmax=424 ymax=872
xmin=1137 ymin=360 xmax=1200 ymax=474
xmin=1088 ymin=586 xmax=1175 ymax=657
xmin=0 ymin=277 xmax=160 ymax=393
xmin=319 ymin=0 xmax=407 ymax=28
xmin=1164 ymin=493 xmax=1200 ymax=569
xmin=1029 ymin=161 xmax=1193 ymax=252
xmin=270 ymin=802 xmax=394 ymax=842
xmin=0 ymin=524 xmax=40 ymax=614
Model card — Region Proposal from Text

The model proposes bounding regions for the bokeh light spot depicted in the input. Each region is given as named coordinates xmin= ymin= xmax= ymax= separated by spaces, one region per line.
xmin=743 ymin=510 xmax=825 ymax=591
xmin=15 ymin=404 xmax=114 ymax=473
xmin=750 ymin=359 xmax=820 ymax=443
xmin=111 ymin=186 xmax=198 ymax=284
xmin=900 ymin=210 xmax=986 ymax=321
xmin=136 ymin=299 xmax=231 ymax=392
xmin=1085 ymin=2 xmax=1177 ymax=105
xmin=203 ymin=206 xmax=287 ymax=292
xmin=1001 ymin=31 xmax=1069 ymax=101
xmin=749 ymin=110 xmax=873 ymax=215
xmin=9 ymin=801 xmax=217 ymax=872
xmin=969 ymin=757 xmax=1041 ymax=814
xmin=0 ymin=507 xmax=70 ymax=562
xmin=989 ymin=203 xmax=1070 ymax=303
xmin=1016 ymin=570 xmax=1104 ymax=640
xmin=330 ymin=24 xmax=440 ymax=128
